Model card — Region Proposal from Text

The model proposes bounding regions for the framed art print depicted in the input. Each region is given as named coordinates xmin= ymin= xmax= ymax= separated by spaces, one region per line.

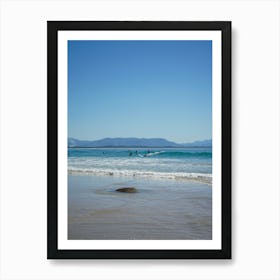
xmin=47 ymin=21 xmax=231 ymax=259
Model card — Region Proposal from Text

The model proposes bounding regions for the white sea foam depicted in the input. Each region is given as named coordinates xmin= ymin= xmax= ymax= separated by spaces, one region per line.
xmin=68 ymin=167 xmax=212 ymax=184
xmin=144 ymin=151 xmax=165 ymax=157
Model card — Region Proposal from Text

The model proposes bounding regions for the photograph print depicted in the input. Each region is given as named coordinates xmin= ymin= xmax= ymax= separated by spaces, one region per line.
xmin=48 ymin=21 xmax=231 ymax=259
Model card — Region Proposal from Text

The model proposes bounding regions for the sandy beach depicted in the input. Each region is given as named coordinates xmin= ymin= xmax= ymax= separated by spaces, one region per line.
xmin=68 ymin=174 xmax=212 ymax=240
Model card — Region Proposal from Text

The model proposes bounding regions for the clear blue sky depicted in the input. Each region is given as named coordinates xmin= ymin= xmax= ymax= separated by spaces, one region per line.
xmin=68 ymin=40 xmax=212 ymax=143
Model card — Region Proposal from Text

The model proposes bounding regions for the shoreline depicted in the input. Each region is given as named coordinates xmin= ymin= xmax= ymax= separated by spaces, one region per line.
xmin=67 ymin=169 xmax=212 ymax=185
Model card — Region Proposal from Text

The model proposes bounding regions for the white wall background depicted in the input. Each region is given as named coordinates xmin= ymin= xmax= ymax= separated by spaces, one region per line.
xmin=0 ymin=0 xmax=279 ymax=279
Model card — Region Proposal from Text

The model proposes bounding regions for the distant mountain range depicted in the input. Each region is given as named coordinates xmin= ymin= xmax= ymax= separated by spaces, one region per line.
xmin=68 ymin=137 xmax=212 ymax=148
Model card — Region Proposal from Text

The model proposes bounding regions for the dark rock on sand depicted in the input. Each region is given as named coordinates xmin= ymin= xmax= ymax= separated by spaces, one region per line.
xmin=115 ymin=187 xmax=137 ymax=193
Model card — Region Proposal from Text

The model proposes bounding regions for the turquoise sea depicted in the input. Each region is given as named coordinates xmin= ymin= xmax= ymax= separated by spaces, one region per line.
xmin=68 ymin=147 xmax=212 ymax=184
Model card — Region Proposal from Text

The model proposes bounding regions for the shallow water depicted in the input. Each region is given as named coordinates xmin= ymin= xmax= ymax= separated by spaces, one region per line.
xmin=68 ymin=175 xmax=212 ymax=240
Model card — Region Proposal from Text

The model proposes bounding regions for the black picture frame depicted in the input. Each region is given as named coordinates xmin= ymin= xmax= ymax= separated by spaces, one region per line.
xmin=47 ymin=21 xmax=231 ymax=259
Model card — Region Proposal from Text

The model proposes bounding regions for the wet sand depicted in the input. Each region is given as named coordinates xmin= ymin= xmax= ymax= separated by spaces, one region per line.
xmin=68 ymin=175 xmax=212 ymax=240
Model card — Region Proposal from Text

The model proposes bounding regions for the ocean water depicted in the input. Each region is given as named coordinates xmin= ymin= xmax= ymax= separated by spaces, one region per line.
xmin=68 ymin=147 xmax=212 ymax=184
xmin=68 ymin=147 xmax=212 ymax=240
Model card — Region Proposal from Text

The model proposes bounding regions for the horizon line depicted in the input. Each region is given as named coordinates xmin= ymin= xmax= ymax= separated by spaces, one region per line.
xmin=68 ymin=136 xmax=212 ymax=144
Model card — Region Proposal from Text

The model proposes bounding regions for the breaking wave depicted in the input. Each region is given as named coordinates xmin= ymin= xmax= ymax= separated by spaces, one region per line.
xmin=68 ymin=167 xmax=212 ymax=184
